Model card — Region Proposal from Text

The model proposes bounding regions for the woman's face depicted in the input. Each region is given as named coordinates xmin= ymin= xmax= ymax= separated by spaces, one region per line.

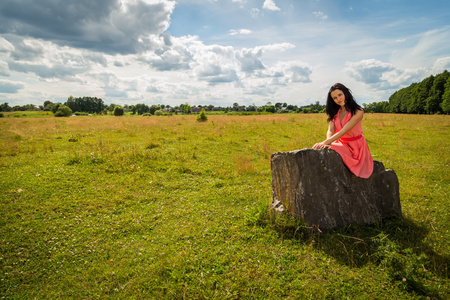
xmin=331 ymin=89 xmax=346 ymax=108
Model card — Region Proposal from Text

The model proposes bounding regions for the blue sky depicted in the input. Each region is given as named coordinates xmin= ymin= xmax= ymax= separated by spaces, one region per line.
xmin=0 ymin=0 xmax=449 ymax=107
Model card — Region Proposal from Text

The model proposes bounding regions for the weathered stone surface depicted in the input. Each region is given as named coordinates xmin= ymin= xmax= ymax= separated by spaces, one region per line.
xmin=271 ymin=149 xmax=401 ymax=230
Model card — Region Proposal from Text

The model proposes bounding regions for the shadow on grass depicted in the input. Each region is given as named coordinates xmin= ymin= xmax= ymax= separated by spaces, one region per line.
xmin=256 ymin=211 xmax=449 ymax=298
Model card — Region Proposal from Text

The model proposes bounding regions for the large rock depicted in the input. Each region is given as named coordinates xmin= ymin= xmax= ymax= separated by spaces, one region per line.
xmin=271 ymin=149 xmax=401 ymax=230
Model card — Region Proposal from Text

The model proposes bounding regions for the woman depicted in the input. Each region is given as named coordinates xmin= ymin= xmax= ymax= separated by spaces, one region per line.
xmin=313 ymin=83 xmax=373 ymax=178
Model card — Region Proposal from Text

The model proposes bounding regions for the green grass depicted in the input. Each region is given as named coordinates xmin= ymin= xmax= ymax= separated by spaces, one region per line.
xmin=0 ymin=113 xmax=449 ymax=299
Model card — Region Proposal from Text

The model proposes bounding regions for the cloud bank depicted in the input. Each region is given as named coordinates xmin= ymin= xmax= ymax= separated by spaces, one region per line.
xmin=0 ymin=0 xmax=448 ymax=106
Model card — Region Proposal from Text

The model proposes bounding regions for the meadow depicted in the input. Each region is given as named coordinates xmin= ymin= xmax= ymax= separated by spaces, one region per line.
xmin=0 ymin=113 xmax=448 ymax=299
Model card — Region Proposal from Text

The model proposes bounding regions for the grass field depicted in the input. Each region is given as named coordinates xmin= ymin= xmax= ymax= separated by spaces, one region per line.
xmin=1 ymin=113 xmax=448 ymax=299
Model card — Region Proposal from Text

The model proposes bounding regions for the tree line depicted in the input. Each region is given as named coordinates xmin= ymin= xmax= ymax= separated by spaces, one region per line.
xmin=1 ymin=70 xmax=449 ymax=115
xmin=0 ymin=98 xmax=326 ymax=116
xmin=363 ymin=70 xmax=450 ymax=114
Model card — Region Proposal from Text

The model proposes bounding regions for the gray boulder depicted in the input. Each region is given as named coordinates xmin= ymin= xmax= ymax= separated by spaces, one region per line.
xmin=271 ymin=149 xmax=401 ymax=230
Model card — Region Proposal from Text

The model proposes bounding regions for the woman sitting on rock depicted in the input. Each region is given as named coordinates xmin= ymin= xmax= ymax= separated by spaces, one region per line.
xmin=313 ymin=83 xmax=373 ymax=178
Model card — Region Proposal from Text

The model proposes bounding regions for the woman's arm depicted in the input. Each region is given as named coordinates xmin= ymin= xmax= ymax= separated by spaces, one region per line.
xmin=313 ymin=109 xmax=364 ymax=149
xmin=326 ymin=121 xmax=335 ymax=139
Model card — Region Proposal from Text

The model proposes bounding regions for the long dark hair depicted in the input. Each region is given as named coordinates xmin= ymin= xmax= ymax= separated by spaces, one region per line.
xmin=326 ymin=83 xmax=362 ymax=122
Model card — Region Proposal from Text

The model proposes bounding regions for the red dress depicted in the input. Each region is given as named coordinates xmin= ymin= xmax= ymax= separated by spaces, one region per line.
xmin=330 ymin=109 xmax=373 ymax=178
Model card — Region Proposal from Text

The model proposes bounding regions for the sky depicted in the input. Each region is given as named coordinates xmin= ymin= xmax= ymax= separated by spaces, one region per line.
xmin=1 ymin=0 xmax=450 ymax=108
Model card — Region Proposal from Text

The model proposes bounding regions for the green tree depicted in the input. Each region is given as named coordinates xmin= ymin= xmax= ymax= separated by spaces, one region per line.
xmin=107 ymin=104 xmax=116 ymax=112
xmin=133 ymin=103 xmax=149 ymax=115
xmin=51 ymin=103 xmax=62 ymax=114
xmin=66 ymin=96 xmax=77 ymax=112
xmin=425 ymin=71 xmax=449 ymax=114
xmin=54 ymin=105 xmax=72 ymax=117
xmin=113 ymin=106 xmax=124 ymax=116
xmin=180 ymin=103 xmax=191 ymax=114
xmin=441 ymin=77 xmax=450 ymax=113
xmin=0 ymin=102 xmax=11 ymax=112
xmin=407 ymin=84 xmax=421 ymax=114
xmin=197 ymin=108 xmax=208 ymax=122
xmin=265 ymin=105 xmax=276 ymax=113
xmin=149 ymin=104 xmax=161 ymax=115
xmin=408 ymin=76 xmax=434 ymax=113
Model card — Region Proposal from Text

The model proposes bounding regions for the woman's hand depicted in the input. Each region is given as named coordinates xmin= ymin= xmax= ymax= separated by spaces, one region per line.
xmin=312 ymin=142 xmax=331 ymax=150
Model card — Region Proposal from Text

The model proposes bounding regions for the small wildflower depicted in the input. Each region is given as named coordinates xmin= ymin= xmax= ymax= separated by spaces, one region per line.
xmin=402 ymin=278 xmax=407 ymax=282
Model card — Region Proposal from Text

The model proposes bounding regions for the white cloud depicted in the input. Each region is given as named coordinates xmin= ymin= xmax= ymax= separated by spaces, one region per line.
xmin=1 ymin=0 xmax=449 ymax=107
xmin=0 ymin=80 xmax=24 ymax=94
xmin=6 ymin=39 xmax=108 ymax=81
xmin=391 ymin=26 xmax=450 ymax=69
xmin=237 ymin=48 xmax=265 ymax=74
xmin=236 ymin=43 xmax=295 ymax=74
xmin=263 ymin=0 xmax=280 ymax=11
xmin=432 ymin=57 xmax=450 ymax=74
xmin=0 ymin=0 xmax=176 ymax=54
xmin=257 ymin=61 xmax=312 ymax=85
xmin=0 ymin=61 xmax=10 ymax=76
xmin=0 ymin=37 xmax=15 ymax=52
xmin=345 ymin=59 xmax=427 ymax=90
xmin=313 ymin=11 xmax=328 ymax=20
xmin=229 ymin=29 xmax=252 ymax=36
xmin=232 ymin=0 xmax=247 ymax=7
xmin=251 ymin=8 xmax=261 ymax=18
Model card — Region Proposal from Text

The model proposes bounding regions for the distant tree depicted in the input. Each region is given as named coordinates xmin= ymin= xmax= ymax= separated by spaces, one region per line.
xmin=407 ymin=76 xmax=434 ymax=114
xmin=265 ymin=105 xmax=276 ymax=113
xmin=65 ymin=96 xmax=104 ymax=114
xmin=197 ymin=108 xmax=208 ymax=122
xmin=246 ymin=105 xmax=257 ymax=112
xmin=298 ymin=102 xmax=325 ymax=114
xmin=400 ymin=83 xmax=415 ymax=113
xmin=0 ymin=103 xmax=11 ymax=112
xmin=388 ymin=90 xmax=400 ymax=113
xmin=425 ymin=71 xmax=449 ymax=114
xmin=149 ymin=104 xmax=161 ymax=115
xmin=66 ymin=96 xmax=77 ymax=112
xmin=54 ymin=105 xmax=72 ymax=117
xmin=43 ymin=100 xmax=53 ymax=108
xmin=51 ymin=103 xmax=62 ymax=114
xmin=180 ymin=103 xmax=191 ymax=114
xmin=363 ymin=102 xmax=389 ymax=113
xmin=133 ymin=103 xmax=149 ymax=115
xmin=386 ymin=71 xmax=450 ymax=114
xmin=113 ymin=106 xmax=124 ymax=116
xmin=107 ymin=103 xmax=116 ymax=112
xmin=441 ymin=77 xmax=450 ymax=113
